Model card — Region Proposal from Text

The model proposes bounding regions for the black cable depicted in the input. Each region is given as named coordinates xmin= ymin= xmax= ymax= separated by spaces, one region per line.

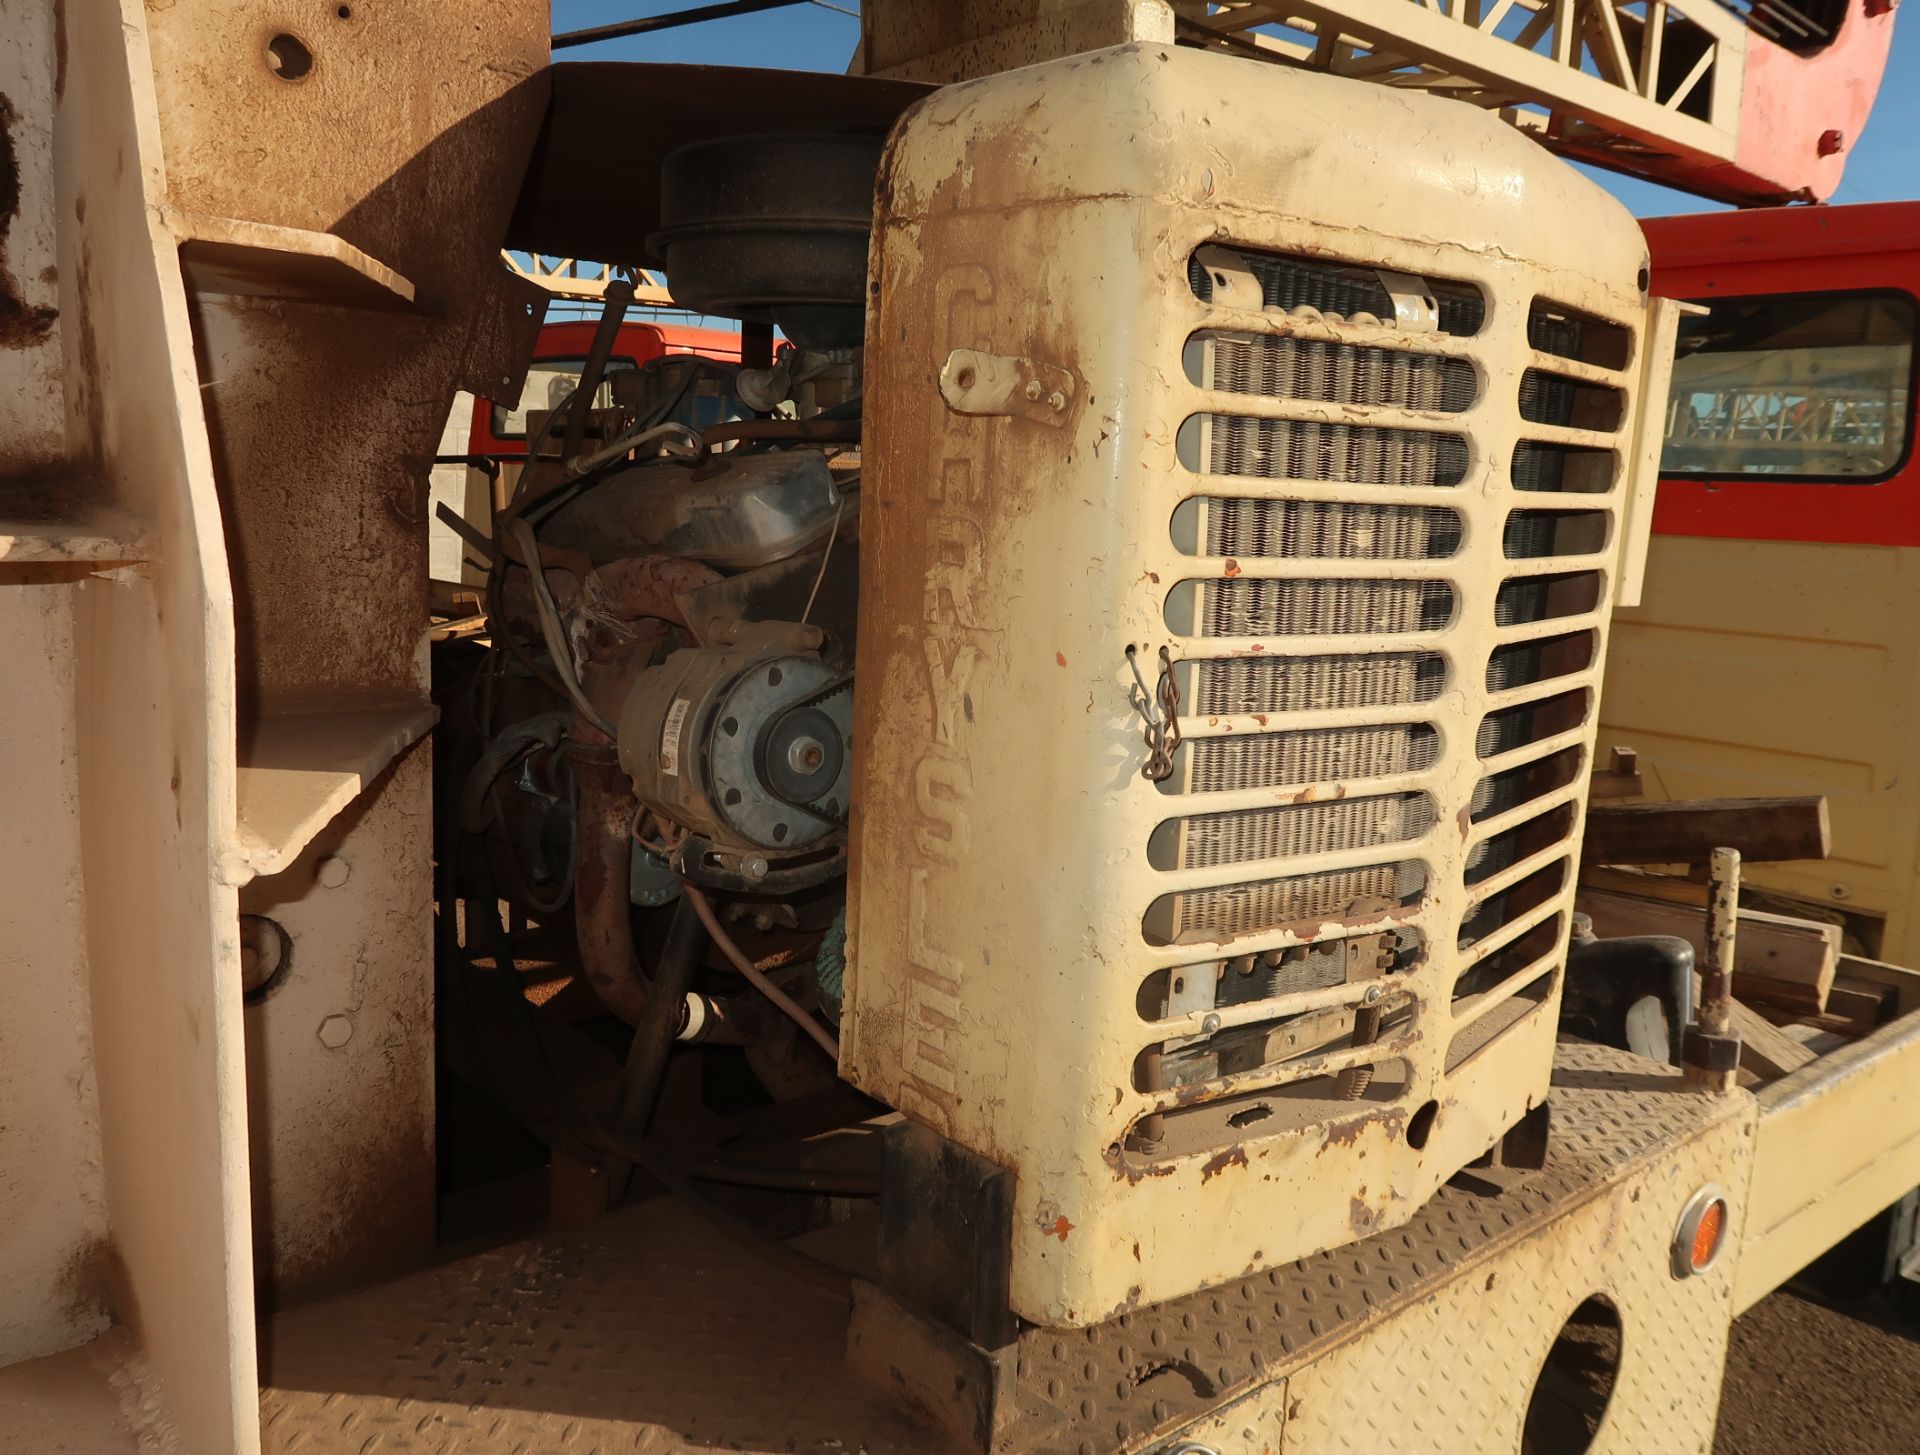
xmin=553 ymin=0 xmax=809 ymax=49
xmin=603 ymin=897 xmax=710 ymax=1201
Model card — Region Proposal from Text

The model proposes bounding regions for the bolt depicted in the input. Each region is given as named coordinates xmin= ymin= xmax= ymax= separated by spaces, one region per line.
xmin=1363 ymin=984 xmax=1384 ymax=1004
xmin=316 ymin=855 xmax=351 ymax=888
xmin=1047 ymin=390 xmax=1067 ymax=412
xmin=1202 ymin=1013 xmax=1222 ymax=1034
xmin=743 ymin=855 xmax=770 ymax=881
xmin=787 ymin=736 xmax=827 ymax=774
xmin=1024 ymin=378 xmax=1044 ymax=402
xmin=317 ymin=1014 xmax=354 ymax=1049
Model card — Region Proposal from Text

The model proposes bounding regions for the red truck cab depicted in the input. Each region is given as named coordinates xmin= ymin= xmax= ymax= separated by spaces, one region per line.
xmin=468 ymin=319 xmax=744 ymax=458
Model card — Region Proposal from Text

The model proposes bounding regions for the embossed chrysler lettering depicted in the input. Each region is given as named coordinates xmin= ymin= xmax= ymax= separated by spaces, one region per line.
xmin=893 ymin=263 xmax=998 ymax=1128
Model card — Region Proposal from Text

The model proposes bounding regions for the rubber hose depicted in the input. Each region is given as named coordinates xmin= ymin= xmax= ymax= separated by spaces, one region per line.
xmin=458 ymin=710 xmax=572 ymax=834
xmin=815 ymin=908 xmax=846 ymax=1023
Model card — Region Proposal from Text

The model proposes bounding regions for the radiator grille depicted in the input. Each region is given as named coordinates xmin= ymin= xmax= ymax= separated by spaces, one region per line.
xmin=1197 ymin=417 xmax=1470 ymax=487
xmin=1164 ymin=794 xmax=1435 ymax=871
xmin=1149 ymin=862 xmax=1427 ymax=945
xmin=1149 ymin=248 xmax=1472 ymax=957
xmin=1197 ymin=578 xmax=1454 ymax=637
xmin=1196 ymin=497 xmax=1461 ymax=562
xmin=1182 ymin=724 xmax=1439 ymax=795
xmin=1139 ymin=252 xmax=1630 ymax=1157
xmin=1190 ymin=653 xmax=1445 ymax=716
xmin=1450 ymin=297 xmax=1629 ymax=1052
xmin=1196 ymin=332 xmax=1477 ymax=411
xmin=1189 ymin=252 xmax=1486 ymax=335
xmin=1513 ymin=440 xmax=1614 ymax=493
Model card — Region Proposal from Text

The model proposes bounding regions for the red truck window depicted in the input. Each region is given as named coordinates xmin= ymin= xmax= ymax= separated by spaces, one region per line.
xmin=490 ymin=355 xmax=642 ymax=439
xmin=1661 ymin=291 xmax=1916 ymax=485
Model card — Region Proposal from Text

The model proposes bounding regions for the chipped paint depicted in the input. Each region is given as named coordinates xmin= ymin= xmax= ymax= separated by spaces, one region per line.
xmin=1200 ymin=1146 xmax=1249 ymax=1182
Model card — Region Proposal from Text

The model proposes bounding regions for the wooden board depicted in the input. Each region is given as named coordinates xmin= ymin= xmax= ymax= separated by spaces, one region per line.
xmin=1583 ymin=795 xmax=1829 ymax=867
xmin=1728 ymin=998 xmax=1817 ymax=1079
xmin=1581 ymin=865 xmax=1708 ymax=909
xmin=1575 ymin=888 xmax=1840 ymax=1013
xmin=1587 ymin=746 xmax=1643 ymax=801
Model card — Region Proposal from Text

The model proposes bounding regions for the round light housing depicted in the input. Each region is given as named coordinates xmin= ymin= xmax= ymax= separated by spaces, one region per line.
xmin=1672 ymin=1184 xmax=1730 ymax=1279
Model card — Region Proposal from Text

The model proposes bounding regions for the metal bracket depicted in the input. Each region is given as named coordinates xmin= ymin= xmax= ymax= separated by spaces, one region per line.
xmin=939 ymin=348 xmax=1077 ymax=425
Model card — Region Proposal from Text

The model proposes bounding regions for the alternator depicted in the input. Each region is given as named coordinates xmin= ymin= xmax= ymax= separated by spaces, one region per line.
xmin=618 ymin=619 xmax=852 ymax=886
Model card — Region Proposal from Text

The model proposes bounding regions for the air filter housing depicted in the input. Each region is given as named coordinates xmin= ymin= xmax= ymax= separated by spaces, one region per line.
xmin=845 ymin=43 xmax=1679 ymax=1327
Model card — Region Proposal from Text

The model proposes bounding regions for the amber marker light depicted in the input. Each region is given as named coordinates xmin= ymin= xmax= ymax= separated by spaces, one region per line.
xmin=1672 ymin=1184 xmax=1730 ymax=1279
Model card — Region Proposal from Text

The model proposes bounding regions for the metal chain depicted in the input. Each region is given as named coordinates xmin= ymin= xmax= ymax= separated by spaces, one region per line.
xmin=1127 ymin=646 xmax=1183 ymax=782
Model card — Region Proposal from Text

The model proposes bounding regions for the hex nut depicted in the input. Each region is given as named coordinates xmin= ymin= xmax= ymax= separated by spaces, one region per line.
xmin=317 ymin=1014 xmax=355 ymax=1049
xmin=316 ymin=855 xmax=351 ymax=889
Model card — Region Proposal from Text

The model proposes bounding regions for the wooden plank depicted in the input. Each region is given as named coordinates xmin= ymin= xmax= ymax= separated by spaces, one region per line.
xmin=1729 ymin=998 xmax=1818 ymax=1079
xmin=1780 ymin=1021 xmax=1852 ymax=1057
xmin=1580 ymin=865 xmax=1708 ymax=908
xmin=1587 ymin=773 xmax=1645 ymax=801
xmin=1583 ymin=795 xmax=1830 ymax=866
xmin=1832 ymin=954 xmax=1920 ymax=1018
xmin=1824 ymin=977 xmax=1896 ymax=1036
xmin=1575 ymin=888 xmax=1839 ymax=1013
xmin=1587 ymin=745 xmax=1643 ymax=800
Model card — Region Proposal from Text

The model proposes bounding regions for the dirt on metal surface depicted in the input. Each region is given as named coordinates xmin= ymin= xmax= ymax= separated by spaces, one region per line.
xmin=1715 ymin=1291 xmax=1920 ymax=1453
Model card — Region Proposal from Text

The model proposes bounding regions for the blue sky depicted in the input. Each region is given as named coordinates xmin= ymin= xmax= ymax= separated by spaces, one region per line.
xmin=551 ymin=2 xmax=1916 ymax=218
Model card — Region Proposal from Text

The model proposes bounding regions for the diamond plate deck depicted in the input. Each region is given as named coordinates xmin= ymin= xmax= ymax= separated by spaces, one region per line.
xmin=258 ymin=1045 xmax=1752 ymax=1454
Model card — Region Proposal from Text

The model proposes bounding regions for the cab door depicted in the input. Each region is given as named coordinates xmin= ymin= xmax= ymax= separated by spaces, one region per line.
xmin=1597 ymin=221 xmax=1920 ymax=960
